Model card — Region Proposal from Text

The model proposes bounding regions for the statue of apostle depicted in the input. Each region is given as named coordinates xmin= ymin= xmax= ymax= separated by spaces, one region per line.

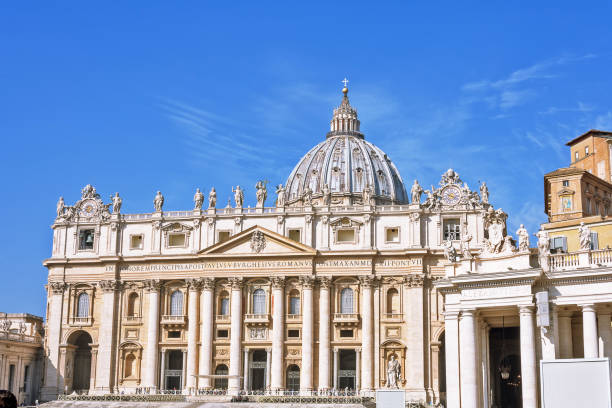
xmin=411 ymin=180 xmax=423 ymax=204
xmin=153 ymin=191 xmax=164 ymax=212
xmin=193 ymin=188 xmax=204 ymax=210
xmin=111 ymin=192 xmax=122 ymax=214
xmin=386 ymin=355 xmax=401 ymax=388
xmin=232 ymin=186 xmax=244 ymax=208
xmin=275 ymin=184 xmax=286 ymax=207
xmin=255 ymin=180 xmax=268 ymax=208
xmin=208 ymin=187 xmax=217 ymax=209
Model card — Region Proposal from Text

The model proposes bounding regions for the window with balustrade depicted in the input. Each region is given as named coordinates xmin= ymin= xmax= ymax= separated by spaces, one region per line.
xmin=170 ymin=290 xmax=184 ymax=316
xmin=340 ymin=288 xmax=354 ymax=314
xmin=218 ymin=291 xmax=230 ymax=316
xmin=252 ymin=289 xmax=266 ymax=315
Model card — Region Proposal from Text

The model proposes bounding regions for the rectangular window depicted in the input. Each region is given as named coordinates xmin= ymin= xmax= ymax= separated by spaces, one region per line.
xmin=591 ymin=232 xmax=599 ymax=250
xmin=220 ymin=298 xmax=230 ymax=316
xmin=218 ymin=231 xmax=231 ymax=243
xmin=339 ymin=329 xmax=354 ymax=338
xmin=586 ymin=146 xmax=589 ymax=155
xmin=337 ymin=229 xmax=355 ymax=243
xmin=168 ymin=233 xmax=186 ymax=247
xmin=550 ymin=236 xmax=567 ymax=254
xmin=217 ymin=329 xmax=229 ymax=338
xmin=287 ymin=329 xmax=300 ymax=338
xmin=23 ymin=365 xmax=29 ymax=392
xmin=168 ymin=330 xmax=181 ymax=339
xmin=598 ymin=161 xmax=606 ymax=179
xmin=562 ymin=180 xmax=569 ymax=187
xmin=289 ymin=297 xmax=300 ymax=315
xmin=586 ymin=198 xmax=592 ymax=215
xmin=288 ymin=229 xmax=301 ymax=242
xmin=78 ymin=229 xmax=95 ymax=250
xmin=575 ymin=151 xmax=579 ymax=161
xmin=130 ymin=234 xmax=143 ymax=249
xmin=443 ymin=219 xmax=461 ymax=241
xmin=385 ymin=227 xmax=400 ymax=243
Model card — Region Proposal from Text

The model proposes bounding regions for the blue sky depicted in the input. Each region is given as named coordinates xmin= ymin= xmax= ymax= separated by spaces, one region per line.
xmin=2 ymin=2 xmax=612 ymax=316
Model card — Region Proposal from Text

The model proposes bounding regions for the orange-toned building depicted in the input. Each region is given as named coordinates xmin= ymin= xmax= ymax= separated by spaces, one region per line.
xmin=543 ymin=130 xmax=612 ymax=252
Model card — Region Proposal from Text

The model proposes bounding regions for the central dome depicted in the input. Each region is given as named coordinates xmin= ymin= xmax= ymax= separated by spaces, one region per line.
xmin=284 ymin=86 xmax=408 ymax=206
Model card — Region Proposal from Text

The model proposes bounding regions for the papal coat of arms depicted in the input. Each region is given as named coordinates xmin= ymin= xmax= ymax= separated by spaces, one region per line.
xmin=250 ymin=231 xmax=266 ymax=253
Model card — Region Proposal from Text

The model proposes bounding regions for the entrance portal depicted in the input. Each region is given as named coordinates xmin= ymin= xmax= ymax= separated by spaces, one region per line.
xmin=250 ymin=350 xmax=267 ymax=391
xmin=489 ymin=327 xmax=522 ymax=408
xmin=338 ymin=349 xmax=356 ymax=390
xmin=286 ymin=365 xmax=300 ymax=391
xmin=69 ymin=331 xmax=92 ymax=392
xmin=165 ymin=350 xmax=183 ymax=391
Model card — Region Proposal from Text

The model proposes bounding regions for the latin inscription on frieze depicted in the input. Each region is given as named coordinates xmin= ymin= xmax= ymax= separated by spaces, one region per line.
xmin=462 ymin=285 xmax=529 ymax=300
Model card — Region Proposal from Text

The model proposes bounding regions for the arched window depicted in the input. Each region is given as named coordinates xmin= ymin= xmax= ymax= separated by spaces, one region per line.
xmin=286 ymin=364 xmax=300 ymax=391
xmin=127 ymin=293 xmax=140 ymax=317
xmin=170 ymin=290 xmax=183 ymax=316
xmin=289 ymin=289 xmax=300 ymax=315
xmin=214 ymin=364 xmax=229 ymax=389
xmin=76 ymin=293 xmax=90 ymax=318
xmin=219 ymin=291 xmax=230 ymax=316
xmin=340 ymin=288 xmax=354 ymax=314
xmin=386 ymin=288 xmax=399 ymax=314
xmin=124 ymin=353 xmax=136 ymax=378
xmin=253 ymin=289 xmax=266 ymax=315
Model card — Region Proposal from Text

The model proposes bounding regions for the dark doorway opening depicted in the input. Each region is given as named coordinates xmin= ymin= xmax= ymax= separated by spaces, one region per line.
xmin=286 ymin=364 xmax=300 ymax=391
xmin=338 ymin=349 xmax=356 ymax=390
xmin=250 ymin=349 xmax=267 ymax=391
xmin=69 ymin=331 xmax=92 ymax=391
xmin=489 ymin=327 xmax=522 ymax=408
xmin=165 ymin=350 xmax=183 ymax=390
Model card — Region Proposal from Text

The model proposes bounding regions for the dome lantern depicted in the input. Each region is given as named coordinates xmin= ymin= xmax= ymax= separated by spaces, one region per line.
xmin=327 ymin=80 xmax=363 ymax=139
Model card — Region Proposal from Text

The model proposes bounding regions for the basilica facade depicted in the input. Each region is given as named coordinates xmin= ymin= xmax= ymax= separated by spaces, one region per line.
xmin=41 ymin=86 xmax=500 ymax=404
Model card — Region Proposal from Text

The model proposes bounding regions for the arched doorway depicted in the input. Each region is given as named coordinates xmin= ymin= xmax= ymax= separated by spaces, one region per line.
xmin=68 ymin=331 xmax=93 ymax=392
xmin=214 ymin=364 xmax=229 ymax=389
xmin=286 ymin=365 xmax=300 ymax=391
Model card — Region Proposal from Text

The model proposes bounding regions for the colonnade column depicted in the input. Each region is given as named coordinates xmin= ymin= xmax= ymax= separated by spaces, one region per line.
xmin=265 ymin=348 xmax=272 ymax=389
xmin=519 ymin=306 xmax=537 ymax=408
xmin=41 ymin=282 xmax=66 ymax=400
xmin=159 ymin=350 xmax=166 ymax=390
xmin=360 ymin=276 xmax=374 ymax=392
xmin=271 ymin=277 xmax=285 ymax=391
xmin=318 ymin=278 xmax=331 ymax=391
xmin=186 ymin=278 xmax=202 ymax=393
xmin=228 ymin=278 xmax=243 ymax=394
xmin=459 ymin=309 xmax=478 ymax=408
xmin=95 ymin=279 xmax=119 ymax=393
xmin=598 ymin=310 xmax=612 ymax=358
xmin=300 ymin=276 xmax=314 ymax=393
xmin=199 ymin=278 xmax=215 ymax=389
xmin=333 ymin=348 xmax=339 ymax=389
xmin=582 ymin=304 xmax=599 ymax=358
xmin=143 ymin=280 xmax=161 ymax=389
xmin=355 ymin=348 xmax=361 ymax=392
xmin=557 ymin=310 xmax=574 ymax=358
xmin=243 ymin=349 xmax=250 ymax=391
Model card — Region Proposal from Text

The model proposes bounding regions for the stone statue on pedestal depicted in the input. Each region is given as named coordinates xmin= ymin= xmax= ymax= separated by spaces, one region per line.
xmin=443 ymin=240 xmax=458 ymax=263
xmin=536 ymin=227 xmax=550 ymax=271
xmin=322 ymin=184 xmax=331 ymax=206
xmin=56 ymin=197 xmax=65 ymax=218
xmin=153 ymin=191 xmax=164 ymax=212
xmin=362 ymin=185 xmax=372 ymax=206
xmin=480 ymin=181 xmax=489 ymax=204
xmin=255 ymin=180 xmax=268 ymax=208
xmin=579 ymin=222 xmax=592 ymax=250
xmin=411 ymin=180 xmax=423 ymax=204
xmin=232 ymin=186 xmax=244 ymax=208
xmin=208 ymin=187 xmax=217 ymax=208
xmin=516 ymin=224 xmax=529 ymax=252
xmin=275 ymin=184 xmax=286 ymax=207
xmin=303 ymin=187 xmax=313 ymax=206
xmin=386 ymin=355 xmax=401 ymax=388
xmin=193 ymin=188 xmax=204 ymax=210
xmin=111 ymin=193 xmax=122 ymax=214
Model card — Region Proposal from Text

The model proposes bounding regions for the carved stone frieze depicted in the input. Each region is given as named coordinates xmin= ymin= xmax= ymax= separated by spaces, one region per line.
xmin=250 ymin=327 xmax=267 ymax=340
xmin=250 ymin=230 xmax=266 ymax=253
xmin=277 ymin=215 xmax=285 ymax=225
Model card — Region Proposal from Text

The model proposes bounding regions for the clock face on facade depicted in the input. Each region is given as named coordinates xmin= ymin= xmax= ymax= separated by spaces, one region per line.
xmin=441 ymin=186 xmax=462 ymax=206
xmin=80 ymin=200 xmax=96 ymax=217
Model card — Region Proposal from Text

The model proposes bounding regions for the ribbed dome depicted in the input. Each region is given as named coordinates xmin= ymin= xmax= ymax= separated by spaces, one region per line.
xmin=284 ymin=86 xmax=408 ymax=206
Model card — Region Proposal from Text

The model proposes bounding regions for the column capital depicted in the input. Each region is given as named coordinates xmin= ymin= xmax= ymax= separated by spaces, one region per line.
xmin=460 ymin=308 xmax=477 ymax=318
xmin=271 ymin=276 xmax=285 ymax=289
xmin=580 ymin=303 xmax=597 ymax=313
xmin=299 ymin=276 xmax=316 ymax=289
xmin=48 ymin=281 xmax=67 ymax=295
xmin=519 ymin=305 xmax=535 ymax=315
xmin=359 ymin=275 xmax=377 ymax=288
xmin=443 ymin=310 xmax=460 ymax=320
xmin=144 ymin=279 xmax=163 ymax=293
xmin=403 ymin=274 xmax=424 ymax=288
xmin=201 ymin=277 xmax=215 ymax=291
xmin=229 ymin=277 xmax=243 ymax=290
xmin=318 ymin=276 xmax=332 ymax=289
xmin=99 ymin=279 xmax=121 ymax=293
xmin=186 ymin=278 xmax=204 ymax=291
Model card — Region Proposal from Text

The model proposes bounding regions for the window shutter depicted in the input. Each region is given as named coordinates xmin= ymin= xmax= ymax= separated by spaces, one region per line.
xmin=561 ymin=236 xmax=568 ymax=252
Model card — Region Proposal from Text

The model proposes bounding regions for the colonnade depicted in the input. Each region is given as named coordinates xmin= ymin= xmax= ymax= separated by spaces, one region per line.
xmin=139 ymin=275 xmax=376 ymax=394
xmin=445 ymin=303 xmax=612 ymax=408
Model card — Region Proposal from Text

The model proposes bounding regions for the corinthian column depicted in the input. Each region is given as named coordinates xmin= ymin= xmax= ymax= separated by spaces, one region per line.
xmin=228 ymin=278 xmax=243 ymax=394
xmin=318 ymin=277 xmax=331 ymax=391
xmin=143 ymin=280 xmax=161 ymax=390
xmin=360 ymin=276 xmax=374 ymax=392
xmin=271 ymin=277 xmax=285 ymax=391
xmin=186 ymin=278 xmax=202 ymax=393
xmin=95 ymin=280 xmax=120 ymax=393
xmin=300 ymin=276 xmax=315 ymax=393
xmin=199 ymin=278 xmax=215 ymax=389
xmin=41 ymin=282 xmax=66 ymax=400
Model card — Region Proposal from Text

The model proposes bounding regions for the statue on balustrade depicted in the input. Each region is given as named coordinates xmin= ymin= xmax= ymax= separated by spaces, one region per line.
xmin=193 ymin=188 xmax=204 ymax=210
xmin=516 ymin=224 xmax=530 ymax=252
xmin=208 ymin=187 xmax=217 ymax=208
xmin=578 ymin=222 xmax=592 ymax=250
xmin=111 ymin=192 xmax=122 ymax=214
xmin=255 ymin=180 xmax=268 ymax=208
xmin=411 ymin=179 xmax=423 ymax=204
xmin=153 ymin=191 xmax=164 ymax=212
xmin=275 ymin=184 xmax=286 ymax=207
xmin=232 ymin=186 xmax=244 ymax=208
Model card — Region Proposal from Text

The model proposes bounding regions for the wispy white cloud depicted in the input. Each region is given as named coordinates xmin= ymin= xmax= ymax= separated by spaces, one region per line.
xmin=539 ymin=101 xmax=594 ymax=115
